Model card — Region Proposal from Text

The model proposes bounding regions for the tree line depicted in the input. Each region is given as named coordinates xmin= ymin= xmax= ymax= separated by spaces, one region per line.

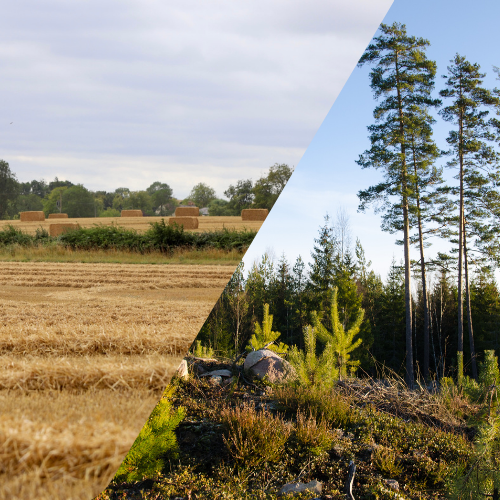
xmin=355 ymin=22 xmax=500 ymax=388
xmin=194 ymin=212 xmax=500 ymax=384
xmin=0 ymin=162 xmax=293 ymax=219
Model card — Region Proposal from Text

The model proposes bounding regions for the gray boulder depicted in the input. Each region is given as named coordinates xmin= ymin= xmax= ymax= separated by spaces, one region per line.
xmin=244 ymin=349 xmax=295 ymax=383
xmin=277 ymin=479 xmax=322 ymax=497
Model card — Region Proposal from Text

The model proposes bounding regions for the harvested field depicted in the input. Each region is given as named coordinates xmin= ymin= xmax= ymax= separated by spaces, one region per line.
xmin=0 ymin=215 xmax=264 ymax=235
xmin=0 ymin=261 xmax=236 ymax=499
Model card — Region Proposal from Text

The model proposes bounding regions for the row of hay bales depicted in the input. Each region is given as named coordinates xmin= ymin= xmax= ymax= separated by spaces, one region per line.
xmin=18 ymin=208 xmax=268 ymax=236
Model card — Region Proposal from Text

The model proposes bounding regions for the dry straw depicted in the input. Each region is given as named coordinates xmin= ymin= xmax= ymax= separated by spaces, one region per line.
xmin=241 ymin=209 xmax=268 ymax=221
xmin=121 ymin=210 xmax=143 ymax=217
xmin=48 ymin=213 xmax=69 ymax=219
xmin=168 ymin=216 xmax=199 ymax=229
xmin=20 ymin=211 xmax=45 ymax=222
xmin=175 ymin=207 xmax=199 ymax=216
xmin=49 ymin=223 xmax=79 ymax=237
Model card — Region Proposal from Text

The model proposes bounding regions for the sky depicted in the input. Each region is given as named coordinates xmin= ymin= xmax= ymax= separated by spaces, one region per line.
xmin=1 ymin=0 xmax=392 ymax=197
xmin=242 ymin=0 xmax=500 ymax=281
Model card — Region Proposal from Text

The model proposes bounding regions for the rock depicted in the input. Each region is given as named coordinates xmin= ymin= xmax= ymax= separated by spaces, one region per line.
xmin=383 ymin=479 xmax=399 ymax=491
xmin=199 ymin=369 xmax=232 ymax=378
xmin=209 ymin=375 xmax=223 ymax=385
xmin=277 ymin=479 xmax=322 ymax=497
xmin=175 ymin=359 xmax=189 ymax=380
xmin=244 ymin=349 xmax=296 ymax=383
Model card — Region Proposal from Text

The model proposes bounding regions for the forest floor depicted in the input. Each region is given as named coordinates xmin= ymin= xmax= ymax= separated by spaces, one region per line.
xmin=99 ymin=357 xmax=481 ymax=500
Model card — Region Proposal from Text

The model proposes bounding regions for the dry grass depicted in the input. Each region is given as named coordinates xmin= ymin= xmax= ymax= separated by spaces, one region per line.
xmin=0 ymin=261 xmax=236 ymax=499
xmin=0 ymin=389 xmax=160 ymax=499
xmin=0 ymin=216 xmax=264 ymax=234
xmin=0 ymin=245 xmax=245 ymax=265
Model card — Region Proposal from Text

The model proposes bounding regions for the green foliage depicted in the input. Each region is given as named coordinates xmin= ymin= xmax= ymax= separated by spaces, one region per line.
xmin=0 ymin=160 xmax=19 ymax=219
xmin=252 ymin=163 xmax=294 ymax=210
xmin=188 ymin=182 xmax=217 ymax=208
xmin=313 ymin=287 xmax=363 ymax=379
xmin=43 ymin=184 xmax=97 ymax=217
xmin=114 ymin=385 xmax=185 ymax=483
xmin=373 ymin=446 xmax=404 ymax=478
xmin=479 ymin=350 xmax=500 ymax=389
xmin=193 ymin=340 xmax=214 ymax=359
xmin=246 ymin=303 xmax=288 ymax=354
xmin=446 ymin=391 xmax=500 ymax=499
xmin=288 ymin=325 xmax=338 ymax=388
xmin=98 ymin=207 xmax=121 ymax=217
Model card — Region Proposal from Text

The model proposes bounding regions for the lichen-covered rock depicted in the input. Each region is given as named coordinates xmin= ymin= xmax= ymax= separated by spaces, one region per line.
xmin=244 ymin=349 xmax=295 ymax=383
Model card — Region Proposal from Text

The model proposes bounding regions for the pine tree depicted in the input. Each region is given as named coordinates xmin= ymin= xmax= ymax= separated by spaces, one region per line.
xmin=247 ymin=303 xmax=288 ymax=354
xmin=439 ymin=54 xmax=500 ymax=381
xmin=357 ymin=22 xmax=440 ymax=389
xmin=223 ymin=262 xmax=248 ymax=353
xmin=313 ymin=287 xmax=363 ymax=379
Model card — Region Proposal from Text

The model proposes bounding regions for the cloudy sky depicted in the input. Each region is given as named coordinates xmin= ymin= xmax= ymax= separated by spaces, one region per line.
xmin=1 ymin=0 xmax=392 ymax=197
xmin=242 ymin=0 xmax=500 ymax=280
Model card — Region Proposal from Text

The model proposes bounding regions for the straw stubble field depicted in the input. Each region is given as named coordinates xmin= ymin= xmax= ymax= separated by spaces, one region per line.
xmin=0 ymin=261 xmax=236 ymax=499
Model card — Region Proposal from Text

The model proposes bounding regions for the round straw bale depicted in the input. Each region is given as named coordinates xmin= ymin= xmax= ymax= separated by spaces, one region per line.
xmin=121 ymin=210 xmax=143 ymax=217
xmin=20 ymin=211 xmax=45 ymax=222
xmin=49 ymin=223 xmax=79 ymax=237
xmin=168 ymin=217 xmax=199 ymax=229
xmin=175 ymin=207 xmax=199 ymax=216
xmin=241 ymin=208 xmax=268 ymax=221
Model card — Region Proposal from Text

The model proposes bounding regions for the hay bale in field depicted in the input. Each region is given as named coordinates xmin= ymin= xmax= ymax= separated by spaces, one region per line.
xmin=49 ymin=223 xmax=79 ymax=237
xmin=48 ymin=213 xmax=69 ymax=219
xmin=241 ymin=208 xmax=268 ymax=221
xmin=20 ymin=211 xmax=45 ymax=222
xmin=121 ymin=210 xmax=143 ymax=217
xmin=175 ymin=206 xmax=199 ymax=216
xmin=168 ymin=217 xmax=199 ymax=229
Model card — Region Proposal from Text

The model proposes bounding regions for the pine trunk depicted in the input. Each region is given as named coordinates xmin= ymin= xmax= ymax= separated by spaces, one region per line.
xmin=457 ymin=107 xmax=464 ymax=378
xmin=463 ymin=224 xmax=478 ymax=380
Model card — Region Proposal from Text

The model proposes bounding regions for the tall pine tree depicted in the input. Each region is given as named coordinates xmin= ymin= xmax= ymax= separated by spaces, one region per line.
xmin=357 ymin=22 xmax=440 ymax=388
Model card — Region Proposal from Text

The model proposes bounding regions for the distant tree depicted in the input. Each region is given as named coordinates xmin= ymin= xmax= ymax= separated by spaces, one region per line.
xmin=252 ymin=164 xmax=294 ymax=210
xmin=48 ymin=177 xmax=73 ymax=191
xmin=10 ymin=194 xmax=44 ymax=215
xmin=0 ymin=160 xmax=19 ymax=219
xmin=307 ymin=214 xmax=337 ymax=321
xmin=208 ymin=198 xmax=231 ymax=216
xmin=189 ymin=183 xmax=217 ymax=208
xmin=147 ymin=182 xmax=174 ymax=215
xmin=224 ymin=179 xmax=254 ymax=215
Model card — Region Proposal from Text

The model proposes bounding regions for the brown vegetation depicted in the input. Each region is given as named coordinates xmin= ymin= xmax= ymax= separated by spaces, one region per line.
xmin=0 ymin=261 xmax=236 ymax=499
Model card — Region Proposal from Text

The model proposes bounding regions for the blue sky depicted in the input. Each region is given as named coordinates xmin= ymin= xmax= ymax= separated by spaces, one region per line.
xmin=242 ymin=0 xmax=500 ymax=281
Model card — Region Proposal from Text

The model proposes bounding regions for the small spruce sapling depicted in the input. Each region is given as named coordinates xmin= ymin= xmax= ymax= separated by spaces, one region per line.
xmin=313 ymin=287 xmax=363 ymax=379
xmin=288 ymin=325 xmax=338 ymax=387
xmin=246 ymin=303 xmax=288 ymax=354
